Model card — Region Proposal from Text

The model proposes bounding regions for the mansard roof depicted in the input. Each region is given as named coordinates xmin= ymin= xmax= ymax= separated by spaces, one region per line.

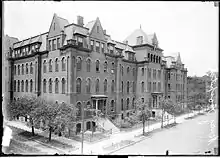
xmin=124 ymin=28 xmax=161 ymax=49
xmin=63 ymin=24 xmax=89 ymax=45
xmin=164 ymin=52 xmax=183 ymax=68
xmin=13 ymin=32 xmax=48 ymax=49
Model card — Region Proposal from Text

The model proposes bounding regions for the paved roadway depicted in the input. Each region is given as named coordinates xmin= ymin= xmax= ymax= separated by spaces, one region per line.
xmin=113 ymin=110 xmax=218 ymax=155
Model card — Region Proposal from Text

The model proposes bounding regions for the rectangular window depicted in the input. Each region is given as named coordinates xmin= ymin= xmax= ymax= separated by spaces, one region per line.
xmin=52 ymin=39 xmax=56 ymax=51
xmin=90 ymin=40 xmax=94 ymax=51
xmin=57 ymin=38 xmax=60 ymax=49
xmin=168 ymin=72 xmax=170 ymax=80
xmin=168 ymin=84 xmax=171 ymax=91
xmin=109 ymin=45 xmax=114 ymax=54
xmin=101 ymin=43 xmax=104 ymax=53
xmin=158 ymin=82 xmax=161 ymax=92
xmin=78 ymin=37 xmax=83 ymax=47
xmin=149 ymin=82 xmax=151 ymax=92
xmin=96 ymin=41 xmax=100 ymax=53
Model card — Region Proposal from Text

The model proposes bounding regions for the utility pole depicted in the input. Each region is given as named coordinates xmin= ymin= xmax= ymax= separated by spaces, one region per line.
xmin=81 ymin=101 xmax=85 ymax=155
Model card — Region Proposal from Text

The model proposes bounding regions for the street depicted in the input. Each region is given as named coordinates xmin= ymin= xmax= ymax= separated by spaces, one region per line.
xmin=113 ymin=110 xmax=218 ymax=155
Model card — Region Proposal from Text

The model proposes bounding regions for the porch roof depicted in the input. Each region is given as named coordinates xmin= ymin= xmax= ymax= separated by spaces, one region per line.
xmin=91 ymin=95 xmax=108 ymax=99
xmin=151 ymin=92 xmax=163 ymax=95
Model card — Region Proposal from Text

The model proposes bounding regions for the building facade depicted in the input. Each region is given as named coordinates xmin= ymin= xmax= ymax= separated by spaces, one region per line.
xmin=5 ymin=14 xmax=188 ymax=130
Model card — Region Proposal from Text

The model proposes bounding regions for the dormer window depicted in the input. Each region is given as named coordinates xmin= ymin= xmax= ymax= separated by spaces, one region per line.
xmin=77 ymin=37 xmax=83 ymax=47
xmin=109 ymin=45 xmax=114 ymax=54
xmin=137 ymin=36 xmax=143 ymax=45
xmin=90 ymin=40 xmax=94 ymax=51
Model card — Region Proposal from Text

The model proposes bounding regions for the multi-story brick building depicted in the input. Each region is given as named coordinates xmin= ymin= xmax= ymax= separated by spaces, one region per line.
xmin=5 ymin=14 xmax=188 ymax=132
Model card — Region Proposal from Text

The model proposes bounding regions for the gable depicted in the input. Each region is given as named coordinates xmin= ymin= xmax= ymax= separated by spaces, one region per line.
xmin=48 ymin=14 xmax=66 ymax=38
xmin=89 ymin=18 xmax=106 ymax=41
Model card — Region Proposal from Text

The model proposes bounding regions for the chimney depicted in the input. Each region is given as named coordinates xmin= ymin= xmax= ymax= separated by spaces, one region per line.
xmin=77 ymin=15 xmax=84 ymax=27
xmin=103 ymin=30 xmax=106 ymax=35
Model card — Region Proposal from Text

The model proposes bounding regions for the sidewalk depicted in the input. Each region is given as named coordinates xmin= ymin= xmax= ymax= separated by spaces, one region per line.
xmin=5 ymin=120 xmax=81 ymax=154
xmin=5 ymin=110 xmax=203 ymax=155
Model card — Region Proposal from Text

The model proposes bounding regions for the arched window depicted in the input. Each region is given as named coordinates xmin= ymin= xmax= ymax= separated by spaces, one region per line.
xmin=121 ymin=66 xmax=124 ymax=76
xmin=132 ymin=98 xmax=135 ymax=109
xmin=76 ymin=78 xmax=81 ymax=93
xmin=62 ymin=57 xmax=65 ymax=71
xmin=43 ymin=79 xmax=46 ymax=93
xmin=30 ymin=79 xmax=33 ymax=92
xmin=43 ymin=60 xmax=47 ymax=73
xmin=112 ymin=62 xmax=115 ymax=71
xmin=76 ymin=102 xmax=82 ymax=117
xmin=25 ymin=80 xmax=28 ymax=92
xmin=141 ymin=81 xmax=144 ymax=93
xmin=96 ymin=60 xmax=100 ymax=72
xmin=87 ymin=101 xmax=91 ymax=109
xmin=127 ymin=66 xmax=130 ymax=75
xmin=86 ymin=78 xmax=91 ymax=93
xmin=18 ymin=65 xmax=20 ymax=75
xmin=126 ymin=98 xmax=129 ymax=110
xmin=121 ymin=81 xmax=124 ymax=93
xmin=14 ymin=65 xmax=16 ymax=75
xmin=104 ymin=79 xmax=107 ymax=93
xmin=76 ymin=57 xmax=82 ymax=71
xmin=159 ymin=57 xmax=161 ymax=63
xmin=21 ymin=80 xmax=24 ymax=92
xmin=141 ymin=68 xmax=144 ymax=76
xmin=14 ymin=80 xmax=16 ymax=92
xmin=133 ymin=68 xmax=135 ymax=76
xmin=133 ymin=82 xmax=135 ymax=92
xmin=26 ymin=63 xmax=28 ymax=74
xmin=153 ymin=55 xmax=156 ymax=63
xmin=150 ymin=54 xmax=153 ymax=62
xmin=86 ymin=58 xmax=91 ymax=72
xmin=104 ymin=61 xmax=107 ymax=72
xmin=95 ymin=79 xmax=99 ymax=93
xmin=111 ymin=80 xmax=115 ymax=93
xmin=30 ymin=62 xmax=33 ymax=74
xmin=49 ymin=59 xmax=52 ymax=72
xmin=156 ymin=56 xmax=158 ymax=63
xmin=127 ymin=81 xmax=129 ymax=93
xmin=62 ymin=78 xmax=65 ymax=94
xmin=111 ymin=100 xmax=114 ymax=112
xmin=49 ymin=78 xmax=52 ymax=93
xmin=18 ymin=80 xmax=20 ymax=92
xmin=55 ymin=58 xmax=59 ymax=72
xmin=55 ymin=78 xmax=59 ymax=93
xmin=22 ymin=64 xmax=24 ymax=75
xmin=148 ymin=53 xmax=150 ymax=60
xmin=121 ymin=99 xmax=124 ymax=111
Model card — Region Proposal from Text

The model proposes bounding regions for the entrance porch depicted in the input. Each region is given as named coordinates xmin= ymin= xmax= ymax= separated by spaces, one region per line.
xmin=91 ymin=95 xmax=108 ymax=116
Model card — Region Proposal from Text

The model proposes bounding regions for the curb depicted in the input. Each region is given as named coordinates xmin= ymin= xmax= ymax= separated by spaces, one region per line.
xmin=105 ymin=111 xmax=207 ymax=155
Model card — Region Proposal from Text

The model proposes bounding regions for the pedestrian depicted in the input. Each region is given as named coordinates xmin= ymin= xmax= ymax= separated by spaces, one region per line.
xmin=166 ymin=150 xmax=169 ymax=155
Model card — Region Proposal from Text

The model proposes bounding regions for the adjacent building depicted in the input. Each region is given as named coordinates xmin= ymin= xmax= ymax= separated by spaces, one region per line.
xmin=4 ymin=13 xmax=188 ymax=132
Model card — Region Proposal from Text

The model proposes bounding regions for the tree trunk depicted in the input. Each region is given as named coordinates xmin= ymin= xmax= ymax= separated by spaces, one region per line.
xmin=161 ymin=110 xmax=164 ymax=128
xmin=142 ymin=115 xmax=145 ymax=135
xmin=68 ymin=128 xmax=71 ymax=138
xmin=174 ymin=115 xmax=176 ymax=123
xmin=91 ymin=122 xmax=94 ymax=138
xmin=49 ymin=126 xmax=52 ymax=141
xmin=30 ymin=118 xmax=35 ymax=136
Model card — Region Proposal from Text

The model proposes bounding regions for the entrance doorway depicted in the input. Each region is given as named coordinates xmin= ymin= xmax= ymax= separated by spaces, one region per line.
xmin=86 ymin=121 xmax=91 ymax=130
xmin=76 ymin=123 xmax=81 ymax=134
xmin=152 ymin=111 xmax=156 ymax=118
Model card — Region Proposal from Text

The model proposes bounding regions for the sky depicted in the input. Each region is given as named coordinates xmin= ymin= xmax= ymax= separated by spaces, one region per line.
xmin=3 ymin=1 xmax=219 ymax=77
